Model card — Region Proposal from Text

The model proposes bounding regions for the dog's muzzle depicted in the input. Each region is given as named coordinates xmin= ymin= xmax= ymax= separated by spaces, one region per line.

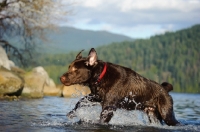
xmin=60 ymin=76 xmax=68 ymax=83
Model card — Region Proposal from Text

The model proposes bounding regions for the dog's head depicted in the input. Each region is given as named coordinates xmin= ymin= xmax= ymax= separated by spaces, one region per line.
xmin=60 ymin=48 xmax=98 ymax=86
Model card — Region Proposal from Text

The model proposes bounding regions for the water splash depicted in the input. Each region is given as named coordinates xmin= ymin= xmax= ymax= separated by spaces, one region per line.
xmin=69 ymin=102 xmax=162 ymax=126
xmin=109 ymin=109 xmax=151 ymax=126
xmin=69 ymin=103 xmax=200 ymax=132
xmin=75 ymin=105 xmax=101 ymax=124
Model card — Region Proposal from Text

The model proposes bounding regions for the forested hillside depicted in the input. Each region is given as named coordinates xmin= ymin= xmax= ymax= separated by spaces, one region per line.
xmin=37 ymin=24 xmax=200 ymax=93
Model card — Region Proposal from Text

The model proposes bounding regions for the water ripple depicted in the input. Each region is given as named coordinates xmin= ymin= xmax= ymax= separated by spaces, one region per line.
xmin=0 ymin=93 xmax=199 ymax=132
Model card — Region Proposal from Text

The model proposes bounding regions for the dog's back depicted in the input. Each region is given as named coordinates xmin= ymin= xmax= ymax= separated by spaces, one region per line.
xmin=98 ymin=62 xmax=179 ymax=125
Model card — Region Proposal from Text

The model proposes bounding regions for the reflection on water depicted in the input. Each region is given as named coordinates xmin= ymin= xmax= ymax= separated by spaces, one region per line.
xmin=0 ymin=93 xmax=200 ymax=132
xmin=172 ymin=93 xmax=200 ymax=126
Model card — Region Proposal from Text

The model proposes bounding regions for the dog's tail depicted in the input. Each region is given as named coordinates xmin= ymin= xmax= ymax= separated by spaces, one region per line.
xmin=161 ymin=82 xmax=173 ymax=92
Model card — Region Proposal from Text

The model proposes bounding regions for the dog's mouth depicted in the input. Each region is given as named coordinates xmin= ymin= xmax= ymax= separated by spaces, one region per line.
xmin=62 ymin=83 xmax=71 ymax=86
xmin=60 ymin=76 xmax=80 ymax=86
xmin=60 ymin=76 xmax=71 ymax=86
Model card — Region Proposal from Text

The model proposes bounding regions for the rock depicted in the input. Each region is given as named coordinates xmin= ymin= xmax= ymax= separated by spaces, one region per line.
xmin=62 ymin=84 xmax=91 ymax=97
xmin=22 ymin=66 xmax=57 ymax=98
xmin=0 ymin=95 xmax=19 ymax=101
xmin=0 ymin=46 xmax=59 ymax=98
xmin=11 ymin=66 xmax=25 ymax=75
xmin=43 ymin=78 xmax=62 ymax=96
xmin=0 ymin=66 xmax=24 ymax=97
xmin=0 ymin=46 xmax=15 ymax=70
xmin=22 ymin=66 xmax=48 ymax=98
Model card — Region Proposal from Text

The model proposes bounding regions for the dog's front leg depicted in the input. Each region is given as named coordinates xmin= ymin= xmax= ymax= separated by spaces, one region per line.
xmin=100 ymin=106 xmax=117 ymax=123
xmin=67 ymin=94 xmax=101 ymax=118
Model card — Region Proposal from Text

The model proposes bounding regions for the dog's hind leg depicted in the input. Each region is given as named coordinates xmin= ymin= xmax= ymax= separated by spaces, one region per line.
xmin=144 ymin=107 xmax=162 ymax=124
xmin=157 ymin=94 xmax=180 ymax=126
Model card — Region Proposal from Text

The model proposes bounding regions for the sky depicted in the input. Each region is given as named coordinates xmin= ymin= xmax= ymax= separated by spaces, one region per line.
xmin=61 ymin=0 xmax=200 ymax=38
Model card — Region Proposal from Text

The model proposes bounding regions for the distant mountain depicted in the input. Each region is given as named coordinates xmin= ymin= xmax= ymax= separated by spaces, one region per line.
xmin=40 ymin=26 xmax=134 ymax=53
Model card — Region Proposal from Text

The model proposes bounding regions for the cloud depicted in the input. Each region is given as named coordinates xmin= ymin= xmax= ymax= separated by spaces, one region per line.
xmin=80 ymin=0 xmax=103 ymax=8
xmin=118 ymin=0 xmax=200 ymax=12
xmin=61 ymin=0 xmax=200 ymax=38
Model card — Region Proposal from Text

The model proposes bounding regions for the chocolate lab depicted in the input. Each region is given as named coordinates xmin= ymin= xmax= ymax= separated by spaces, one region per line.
xmin=60 ymin=48 xmax=180 ymax=126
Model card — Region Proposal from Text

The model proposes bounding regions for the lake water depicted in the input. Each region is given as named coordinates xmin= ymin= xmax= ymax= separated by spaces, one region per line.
xmin=0 ymin=93 xmax=200 ymax=132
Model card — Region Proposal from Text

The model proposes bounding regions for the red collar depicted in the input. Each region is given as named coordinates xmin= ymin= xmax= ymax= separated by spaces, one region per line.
xmin=95 ymin=63 xmax=107 ymax=84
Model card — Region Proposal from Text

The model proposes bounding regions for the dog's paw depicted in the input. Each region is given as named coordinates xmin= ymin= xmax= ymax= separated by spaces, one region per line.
xmin=99 ymin=118 xmax=109 ymax=125
xmin=100 ymin=107 xmax=115 ymax=123
xmin=175 ymin=122 xmax=184 ymax=126
xmin=67 ymin=110 xmax=77 ymax=119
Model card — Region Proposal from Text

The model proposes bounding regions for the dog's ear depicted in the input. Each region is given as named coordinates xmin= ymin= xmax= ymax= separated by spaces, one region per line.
xmin=76 ymin=49 xmax=84 ymax=60
xmin=86 ymin=48 xmax=98 ymax=66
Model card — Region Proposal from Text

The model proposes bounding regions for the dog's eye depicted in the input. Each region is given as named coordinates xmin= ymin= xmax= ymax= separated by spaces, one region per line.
xmin=71 ymin=67 xmax=77 ymax=72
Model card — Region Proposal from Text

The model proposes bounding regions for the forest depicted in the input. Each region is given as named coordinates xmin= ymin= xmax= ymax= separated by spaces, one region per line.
xmin=36 ymin=24 xmax=200 ymax=93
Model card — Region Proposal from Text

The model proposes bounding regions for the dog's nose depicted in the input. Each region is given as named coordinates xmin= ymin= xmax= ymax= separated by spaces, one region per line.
xmin=60 ymin=76 xmax=66 ymax=82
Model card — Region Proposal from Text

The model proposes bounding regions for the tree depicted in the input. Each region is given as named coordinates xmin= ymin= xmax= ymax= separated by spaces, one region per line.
xmin=0 ymin=0 xmax=67 ymax=66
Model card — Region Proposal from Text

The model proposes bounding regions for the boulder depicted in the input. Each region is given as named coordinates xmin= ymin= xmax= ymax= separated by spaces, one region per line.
xmin=0 ymin=66 xmax=24 ymax=97
xmin=62 ymin=84 xmax=91 ymax=97
xmin=0 ymin=46 xmax=15 ymax=70
xmin=0 ymin=46 xmax=59 ymax=98
xmin=43 ymin=78 xmax=62 ymax=96
xmin=22 ymin=66 xmax=58 ymax=98
xmin=22 ymin=66 xmax=48 ymax=98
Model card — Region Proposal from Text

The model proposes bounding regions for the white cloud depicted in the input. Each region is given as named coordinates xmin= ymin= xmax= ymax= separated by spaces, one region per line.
xmin=61 ymin=0 xmax=200 ymax=38
xmin=78 ymin=0 xmax=103 ymax=8
xmin=117 ymin=0 xmax=200 ymax=12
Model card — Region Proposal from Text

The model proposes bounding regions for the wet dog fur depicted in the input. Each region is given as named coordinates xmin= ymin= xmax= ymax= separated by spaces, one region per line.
xmin=60 ymin=48 xmax=180 ymax=126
